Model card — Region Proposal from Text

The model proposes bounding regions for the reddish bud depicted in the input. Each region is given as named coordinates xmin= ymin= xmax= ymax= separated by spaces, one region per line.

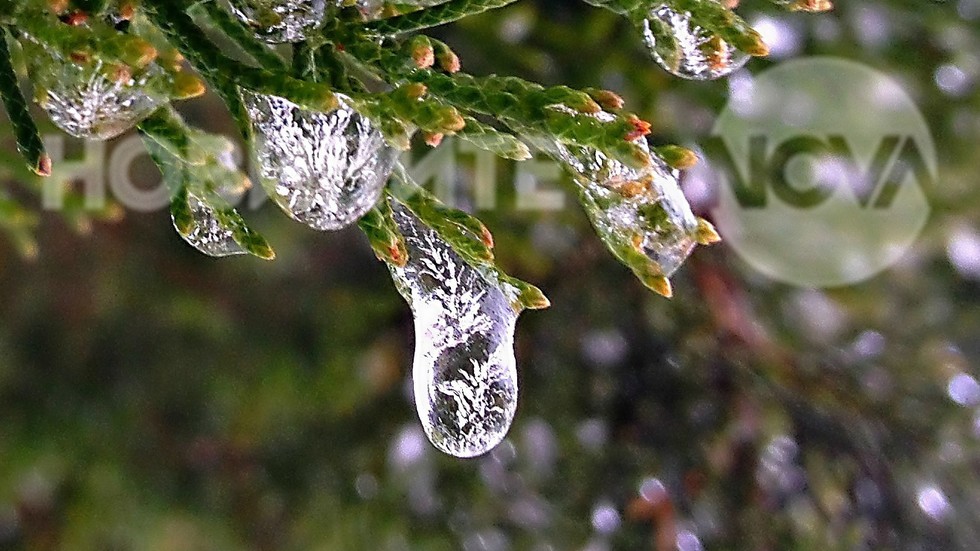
xmin=62 ymin=10 xmax=89 ymax=26
xmin=625 ymin=116 xmax=652 ymax=142
xmin=437 ymin=51 xmax=461 ymax=74
xmin=412 ymin=45 xmax=435 ymax=69
xmin=424 ymin=132 xmax=444 ymax=148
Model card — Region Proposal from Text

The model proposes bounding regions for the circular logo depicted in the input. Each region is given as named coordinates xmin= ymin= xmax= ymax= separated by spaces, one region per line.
xmin=705 ymin=57 xmax=934 ymax=288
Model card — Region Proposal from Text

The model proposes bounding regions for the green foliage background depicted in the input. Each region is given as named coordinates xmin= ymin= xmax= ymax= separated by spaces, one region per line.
xmin=1 ymin=1 xmax=979 ymax=549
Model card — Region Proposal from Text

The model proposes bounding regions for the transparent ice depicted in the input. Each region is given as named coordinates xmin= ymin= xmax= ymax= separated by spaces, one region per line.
xmin=29 ymin=53 xmax=165 ymax=140
xmin=529 ymin=113 xmax=699 ymax=277
xmin=174 ymin=193 xmax=247 ymax=258
xmin=388 ymin=204 xmax=520 ymax=458
xmin=228 ymin=0 xmax=331 ymax=43
xmin=243 ymin=90 xmax=397 ymax=231
xmin=640 ymin=4 xmax=749 ymax=80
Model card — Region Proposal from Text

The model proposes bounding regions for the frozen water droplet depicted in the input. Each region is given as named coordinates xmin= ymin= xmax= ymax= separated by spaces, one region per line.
xmin=174 ymin=194 xmax=247 ymax=258
xmin=640 ymin=4 xmax=749 ymax=80
xmin=28 ymin=52 xmax=165 ymax=140
xmin=389 ymin=205 xmax=520 ymax=458
xmin=228 ymin=0 xmax=332 ymax=43
xmin=243 ymin=90 xmax=396 ymax=231
xmin=528 ymin=117 xmax=699 ymax=277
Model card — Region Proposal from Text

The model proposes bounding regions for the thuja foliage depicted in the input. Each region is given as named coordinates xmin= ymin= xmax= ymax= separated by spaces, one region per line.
xmin=0 ymin=0 xmax=827 ymax=296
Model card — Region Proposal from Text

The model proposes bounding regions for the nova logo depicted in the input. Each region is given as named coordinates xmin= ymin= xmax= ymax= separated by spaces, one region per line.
xmin=705 ymin=58 xmax=934 ymax=288
xmin=703 ymin=134 xmax=933 ymax=210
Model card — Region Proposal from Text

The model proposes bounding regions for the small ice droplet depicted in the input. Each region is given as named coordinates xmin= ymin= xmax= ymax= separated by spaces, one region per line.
xmin=228 ymin=0 xmax=331 ymax=43
xmin=28 ymin=51 xmax=165 ymax=140
xmin=528 ymin=117 xmax=699 ymax=277
xmin=243 ymin=90 xmax=397 ymax=231
xmin=640 ymin=4 xmax=749 ymax=80
xmin=174 ymin=193 xmax=247 ymax=258
xmin=388 ymin=204 xmax=521 ymax=458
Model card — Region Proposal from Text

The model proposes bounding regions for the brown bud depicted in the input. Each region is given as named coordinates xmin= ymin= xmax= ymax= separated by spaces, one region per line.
xmin=109 ymin=64 xmax=132 ymax=84
xmin=591 ymin=89 xmax=624 ymax=111
xmin=614 ymin=175 xmax=651 ymax=198
xmin=47 ymin=0 xmax=69 ymax=14
xmin=35 ymin=155 xmax=52 ymax=177
xmin=70 ymin=51 xmax=91 ymax=64
xmin=118 ymin=1 xmax=137 ymax=21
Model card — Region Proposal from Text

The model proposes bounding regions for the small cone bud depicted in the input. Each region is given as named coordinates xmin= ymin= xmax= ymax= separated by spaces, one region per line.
xmin=646 ymin=275 xmax=673 ymax=298
xmin=127 ymin=40 xmax=158 ymax=69
xmin=793 ymin=0 xmax=833 ymax=11
xmin=412 ymin=45 xmax=435 ymax=69
xmin=34 ymin=155 xmax=52 ymax=177
xmin=625 ymin=116 xmax=652 ymax=141
xmin=437 ymin=109 xmax=466 ymax=133
xmin=480 ymin=225 xmax=494 ymax=249
xmin=70 ymin=51 xmax=91 ymax=64
xmin=423 ymin=132 xmax=444 ymax=147
xmin=744 ymin=33 xmax=770 ymax=57
xmin=172 ymin=72 xmax=206 ymax=99
xmin=521 ymin=287 xmax=551 ymax=310
xmin=62 ymin=11 xmax=88 ymax=26
xmin=615 ymin=175 xmax=651 ymax=199
xmin=655 ymin=145 xmax=699 ymax=170
xmin=118 ymin=1 xmax=137 ymax=21
xmin=695 ymin=218 xmax=722 ymax=245
xmin=573 ymin=96 xmax=602 ymax=115
xmin=590 ymin=89 xmax=624 ymax=111
xmin=401 ymin=83 xmax=428 ymax=100
xmin=109 ymin=64 xmax=132 ymax=84
xmin=436 ymin=51 xmax=461 ymax=74
xmin=629 ymin=147 xmax=652 ymax=169
xmin=47 ymin=0 xmax=69 ymax=14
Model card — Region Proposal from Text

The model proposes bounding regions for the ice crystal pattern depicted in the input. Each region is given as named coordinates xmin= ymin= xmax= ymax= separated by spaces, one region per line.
xmin=530 ymin=111 xmax=699 ymax=277
xmin=389 ymin=205 xmax=520 ymax=458
xmin=30 ymin=55 xmax=165 ymax=140
xmin=174 ymin=194 xmax=247 ymax=258
xmin=228 ymin=0 xmax=331 ymax=43
xmin=640 ymin=4 xmax=749 ymax=80
xmin=243 ymin=90 xmax=397 ymax=231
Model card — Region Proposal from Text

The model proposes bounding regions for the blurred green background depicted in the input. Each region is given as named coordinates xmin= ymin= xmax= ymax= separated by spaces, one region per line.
xmin=1 ymin=1 xmax=980 ymax=549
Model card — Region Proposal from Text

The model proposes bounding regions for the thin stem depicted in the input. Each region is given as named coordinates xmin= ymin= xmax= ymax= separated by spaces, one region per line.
xmin=0 ymin=29 xmax=48 ymax=176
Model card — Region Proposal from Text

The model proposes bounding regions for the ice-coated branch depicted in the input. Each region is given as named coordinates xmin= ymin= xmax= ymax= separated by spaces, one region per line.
xmin=361 ymin=0 xmax=520 ymax=35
